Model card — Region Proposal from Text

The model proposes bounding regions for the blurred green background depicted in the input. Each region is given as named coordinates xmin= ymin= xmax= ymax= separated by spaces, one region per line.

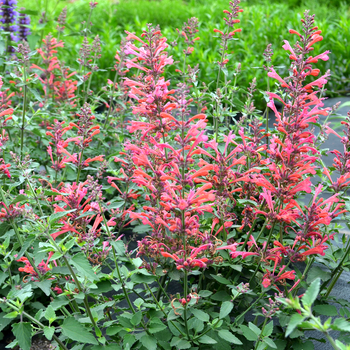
xmin=17 ymin=0 xmax=350 ymax=108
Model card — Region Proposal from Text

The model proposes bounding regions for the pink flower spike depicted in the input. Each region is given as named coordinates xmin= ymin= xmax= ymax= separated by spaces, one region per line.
xmin=267 ymin=68 xmax=289 ymax=88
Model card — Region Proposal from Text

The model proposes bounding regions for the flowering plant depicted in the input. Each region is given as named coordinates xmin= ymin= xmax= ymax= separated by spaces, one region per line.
xmin=0 ymin=1 xmax=350 ymax=350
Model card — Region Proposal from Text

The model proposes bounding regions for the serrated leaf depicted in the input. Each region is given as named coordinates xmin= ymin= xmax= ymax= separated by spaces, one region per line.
xmin=198 ymin=334 xmax=217 ymax=344
xmin=191 ymin=309 xmax=209 ymax=323
xmin=71 ymin=253 xmax=98 ymax=281
xmin=49 ymin=209 xmax=76 ymax=224
xmin=140 ymin=334 xmax=157 ymax=350
xmin=17 ymin=236 xmax=35 ymax=259
xmin=302 ymin=278 xmax=320 ymax=307
xmin=34 ymin=280 xmax=52 ymax=296
xmin=239 ymin=325 xmax=258 ymax=341
xmin=331 ymin=318 xmax=350 ymax=332
xmin=91 ymin=345 xmax=121 ymax=350
xmin=61 ymin=317 xmax=98 ymax=344
xmin=211 ymin=274 xmax=231 ymax=285
xmin=123 ymin=334 xmax=136 ymax=348
xmin=211 ymin=290 xmax=231 ymax=301
xmin=219 ymin=301 xmax=233 ymax=319
xmin=249 ymin=322 xmax=261 ymax=336
xmin=10 ymin=194 xmax=28 ymax=205
xmin=12 ymin=322 xmax=32 ymax=350
xmin=131 ymin=311 xmax=142 ymax=326
xmin=199 ymin=290 xmax=212 ymax=297
xmin=149 ymin=318 xmax=167 ymax=333
xmin=264 ymin=337 xmax=277 ymax=348
xmin=4 ymin=311 xmax=18 ymax=319
xmin=263 ymin=321 xmax=274 ymax=337
xmin=44 ymin=305 xmax=56 ymax=323
xmin=50 ymin=296 xmax=70 ymax=310
xmin=130 ymin=271 xmax=156 ymax=284
xmin=218 ymin=329 xmax=243 ymax=344
xmin=0 ymin=312 xmax=12 ymax=331
xmin=110 ymin=240 xmax=125 ymax=256
xmin=43 ymin=326 xmax=55 ymax=341
xmin=307 ymin=266 xmax=331 ymax=284
xmin=286 ymin=314 xmax=305 ymax=337
xmin=176 ymin=339 xmax=191 ymax=349
xmin=313 ymin=304 xmax=338 ymax=316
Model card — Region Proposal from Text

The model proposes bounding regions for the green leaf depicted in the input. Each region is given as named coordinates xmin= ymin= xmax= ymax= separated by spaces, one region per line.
xmin=191 ymin=309 xmax=209 ymax=323
xmin=331 ymin=318 xmax=350 ymax=332
xmin=0 ymin=312 xmax=13 ymax=331
xmin=123 ymin=334 xmax=136 ymax=348
xmin=263 ymin=321 xmax=274 ymax=337
xmin=4 ymin=311 xmax=18 ymax=319
xmin=61 ymin=317 xmax=98 ymax=344
xmin=149 ymin=318 xmax=167 ymax=333
xmin=49 ymin=209 xmax=76 ymax=224
xmin=239 ymin=325 xmax=258 ymax=341
xmin=44 ymin=305 xmax=56 ymax=323
xmin=71 ymin=253 xmax=98 ymax=281
xmin=50 ymin=296 xmax=70 ymax=310
xmin=43 ymin=326 xmax=55 ymax=341
xmin=307 ymin=266 xmax=331 ymax=283
xmin=211 ymin=291 xmax=231 ymax=301
xmin=110 ymin=240 xmax=125 ymax=256
xmin=218 ymin=329 xmax=243 ymax=344
xmin=176 ymin=339 xmax=191 ymax=349
xmin=302 ymin=278 xmax=320 ymax=307
xmin=140 ymin=334 xmax=157 ymax=350
xmin=130 ymin=271 xmax=156 ymax=284
xmin=198 ymin=334 xmax=217 ymax=344
xmin=199 ymin=290 xmax=212 ymax=297
xmin=264 ymin=337 xmax=277 ymax=349
xmin=17 ymin=236 xmax=35 ymax=259
xmin=219 ymin=301 xmax=233 ymax=319
xmin=286 ymin=314 xmax=305 ymax=337
xmin=91 ymin=345 xmax=121 ymax=350
xmin=211 ymin=274 xmax=231 ymax=285
xmin=249 ymin=322 xmax=261 ymax=336
xmin=313 ymin=304 xmax=338 ymax=316
xmin=10 ymin=194 xmax=28 ymax=205
xmin=34 ymin=280 xmax=52 ymax=296
xmin=131 ymin=311 xmax=142 ymax=326
xmin=12 ymin=322 xmax=32 ymax=350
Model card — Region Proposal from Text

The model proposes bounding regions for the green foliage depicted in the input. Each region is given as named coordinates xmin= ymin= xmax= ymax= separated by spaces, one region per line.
xmin=16 ymin=0 xmax=350 ymax=110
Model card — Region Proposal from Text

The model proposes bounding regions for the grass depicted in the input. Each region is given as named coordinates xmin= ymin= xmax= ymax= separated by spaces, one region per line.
xmin=17 ymin=0 xmax=350 ymax=108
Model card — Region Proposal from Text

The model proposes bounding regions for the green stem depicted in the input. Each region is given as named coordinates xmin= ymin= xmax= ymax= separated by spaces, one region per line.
xmin=249 ymin=222 xmax=276 ymax=284
xmin=61 ymin=255 xmax=100 ymax=334
xmin=253 ymin=317 xmax=268 ymax=350
xmin=84 ymin=58 xmax=96 ymax=104
xmin=234 ymin=293 xmax=264 ymax=325
xmin=99 ymin=203 xmax=136 ymax=314
xmin=156 ymin=275 xmax=167 ymax=301
xmin=76 ymin=149 xmax=84 ymax=183
xmin=20 ymin=68 xmax=28 ymax=161
xmin=308 ymin=312 xmax=341 ymax=350
xmin=324 ymin=268 xmax=343 ymax=298
xmin=144 ymin=283 xmax=186 ymax=338
xmin=183 ymin=272 xmax=190 ymax=339
xmin=102 ymin=70 xmax=119 ymax=129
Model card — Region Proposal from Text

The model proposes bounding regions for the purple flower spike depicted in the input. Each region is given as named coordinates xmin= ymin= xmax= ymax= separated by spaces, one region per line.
xmin=0 ymin=0 xmax=19 ymax=49
xmin=18 ymin=9 xmax=31 ymax=41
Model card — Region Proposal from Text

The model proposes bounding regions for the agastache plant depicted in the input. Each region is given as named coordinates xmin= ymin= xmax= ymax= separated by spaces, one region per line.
xmin=0 ymin=2 xmax=349 ymax=350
